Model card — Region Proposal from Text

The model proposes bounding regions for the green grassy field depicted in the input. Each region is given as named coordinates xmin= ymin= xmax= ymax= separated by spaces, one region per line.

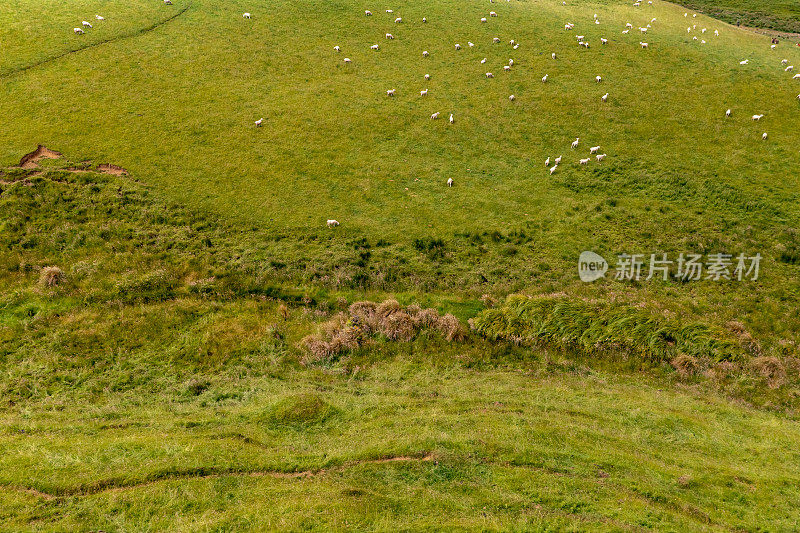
xmin=2 ymin=0 xmax=800 ymax=529
xmin=673 ymin=0 xmax=800 ymax=33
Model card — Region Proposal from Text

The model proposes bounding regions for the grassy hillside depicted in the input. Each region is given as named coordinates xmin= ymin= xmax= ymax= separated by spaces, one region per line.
xmin=3 ymin=0 xmax=800 ymax=529
xmin=672 ymin=0 xmax=800 ymax=33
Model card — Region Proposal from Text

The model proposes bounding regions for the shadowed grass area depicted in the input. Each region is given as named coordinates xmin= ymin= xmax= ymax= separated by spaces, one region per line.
xmin=672 ymin=0 xmax=800 ymax=33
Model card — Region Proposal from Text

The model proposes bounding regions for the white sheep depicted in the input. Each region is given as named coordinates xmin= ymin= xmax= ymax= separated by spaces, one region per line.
xmin=508 ymin=59 xmax=514 ymax=66
xmin=486 ymin=72 xmax=494 ymax=78
xmin=581 ymin=42 xmax=590 ymax=48
xmin=545 ymin=157 xmax=550 ymax=166
xmin=423 ymin=50 xmax=429 ymax=57
xmin=772 ymin=45 xmax=777 ymax=50
xmin=424 ymin=74 xmax=430 ymax=80
xmin=504 ymin=65 xmax=511 ymax=71
xmin=255 ymin=118 xmax=264 ymax=127
xmin=334 ymin=45 xmax=340 ymax=52
xmin=371 ymin=44 xmax=379 ymax=50
xmin=794 ymin=74 xmax=800 ymax=79
xmin=752 ymin=114 xmax=764 ymax=121
xmin=626 ymin=22 xmax=633 ymax=28
xmin=576 ymin=35 xmax=584 ymax=40
xmin=601 ymin=93 xmax=608 ymax=102
xmin=423 ymin=17 xmax=427 ymax=22
xmin=786 ymin=66 xmax=795 ymax=72
xmin=343 ymin=57 xmax=351 ymax=63
xmin=509 ymin=94 xmax=515 ymax=101
xmin=549 ymin=165 xmax=558 ymax=175
xmin=640 ymin=42 xmax=649 ymax=48
xmin=469 ymin=42 xmax=475 ymax=47
xmin=571 ymin=138 xmax=580 ymax=149
xmin=386 ymin=33 xmax=394 ymax=39
xmin=386 ymin=9 xmax=393 ymax=13
xmin=590 ymin=146 xmax=600 ymax=154
xmin=740 ymin=59 xmax=749 ymax=65
xmin=455 ymin=43 xmax=461 ymax=50
xmin=601 ymin=38 xmax=608 ymax=44
xmin=327 ymin=219 xmax=340 ymax=228
xmin=762 ymin=132 xmax=768 ymax=140
xmin=640 ymin=27 xmax=647 ymax=33
xmin=781 ymin=59 xmax=788 ymax=65
xmin=701 ymin=28 xmax=706 ymax=33
xmin=493 ymin=37 xmax=500 ymax=43
xmin=596 ymin=153 xmax=607 ymax=161
xmin=725 ymin=109 xmax=731 ymax=117
xmin=447 ymin=178 xmax=453 ymax=187
xmin=420 ymin=89 xmax=428 ymax=96
xmin=552 ymin=52 xmax=557 ymax=59
xmin=243 ymin=13 xmax=251 ymax=19
xmin=73 ymin=27 xmax=84 ymax=34
xmin=449 ymin=114 xmax=454 ymax=124
xmin=164 ymin=0 xmax=172 ymax=4
xmin=542 ymin=74 xmax=548 ymax=82
xmin=580 ymin=158 xmax=590 ymax=165
xmin=82 ymin=21 xmax=93 ymax=28
xmin=596 ymin=75 xmax=602 ymax=82
xmin=555 ymin=156 xmax=562 ymax=165
xmin=651 ymin=18 xmax=657 ymax=23
xmin=394 ymin=17 xmax=402 ymax=23
xmin=623 ymin=30 xmax=629 ymax=34
xmin=365 ymin=10 xmax=372 ymax=15
xmin=431 ymin=112 xmax=440 ymax=119
xmin=95 ymin=15 xmax=104 ymax=20
xmin=481 ymin=58 xmax=487 ymax=64
xmin=387 ymin=89 xmax=395 ymax=96
xmin=714 ymin=29 xmax=719 ymax=35
xmin=513 ymin=44 xmax=519 ymax=49
xmin=490 ymin=11 xmax=497 ymax=16
xmin=481 ymin=17 xmax=488 ymax=23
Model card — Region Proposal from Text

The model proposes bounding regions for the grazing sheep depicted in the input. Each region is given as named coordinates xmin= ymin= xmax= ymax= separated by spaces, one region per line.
xmin=327 ymin=219 xmax=340 ymax=228
xmin=740 ymin=59 xmax=749 ymax=65
xmin=386 ymin=9 xmax=393 ymax=13
xmin=622 ymin=29 xmax=629 ymax=34
xmin=449 ymin=113 xmax=454 ymax=124
xmin=490 ymin=11 xmax=497 ymax=16
xmin=771 ymin=45 xmax=777 ymax=50
xmin=701 ymin=28 xmax=706 ymax=33
xmin=447 ymin=178 xmax=453 ymax=186
xmin=554 ymin=156 xmax=563 ymax=165
xmin=601 ymin=93 xmax=608 ymax=102
xmin=693 ymin=36 xmax=698 ymax=40
xmin=481 ymin=17 xmax=488 ymax=23
xmin=508 ymin=59 xmax=514 ymax=66
xmin=481 ymin=58 xmax=487 ymax=64
xmin=640 ymin=42 xmax=649 ymax=48
xmin=794 ymin=74 xmax=800 ymax=79
xmin=394 ymin=17 xmax=402 ymax=23
xmin=545 ymin=157 xmax=550 ymax=166
xmin=82 ymin=20 xmax=92 ymax=27
xmin=513 ymin=44 xmax=519 ymax=49
xmin=640 ymin=27 xmax=647 ymax=33
xmin=580 ymin=158 xmax=590 ymax=165
xmin=726 ymin=109 xmax=731 ymax=117
xmin=334 ymin=45 xmax=340 ymax=51
xmin=423 ymin=17 xmax=427 ymax=22
xmin=343 ymin=57 xmax=351 ymax=62
xmin=626 ymin=22 xmax=633 ymax=28
xmin=752 ymin=114 xmax=764 ymax=121
xmin=576 ymin=35 xmax=584 ymax=40
xmin=762 ymin=132 xmax=768 ymax=140
xmin=371 ymin=44 xmax=379 ymax=50
xmin=510 ymin=39 xmax=516 ymax=45
xmin=387 ymin=89 xmax=395 ymax=96
xmin=431 ymin=112 xmax=440 ymax=119
xmin=493 ymin=37 xmax=500 ymax=43
xmin=595 ymin=19 xmax=600 ymax=25
xmin=693 ymin=13 xmax=697 ymax=17
xmin=542 ymin=74 xmax=548 ymax=82
xmin=424 ymin=73 xmax=430 ymax=80
xmin=164 ymin=0 xmax=172 ymax=4
xmin=550 ymin=165 xmax=558 ymax=175
xmin=95 ymin=15 xmax=104 ymax=20
xmin=571 ymin=138 xmax=580 ymax=149
xmin=581 ymin=42 xmax=590 ymax=48
xmin=455 ymin=43 xmax=461 ymax=50
xmin=503 ymin=65 xmax=511 ymax=72
xmin=701 ymin=39 xmax=706 ymax=44
xmin=590 ymin=146 xmax=600 ymax=154
xmin=552 ymin=52 xmax=557 ymax=59
xmin=786 ymin=66 xmax=794 ymax=72
xmin=596 ymin=76 xmax=602 ymax=82
xmin=796 ymin=94 xmax=800 ymax=100
xmin=423 ymin=50 xmax=429 ymax=57
xmin=420 ymin=89 xmax=428 ymax=96
xmin=73 ymin=27 xmax=84 ymax=34
xmin=687 ymin=27 xmax=692 ymax=32
xmin=509 ymin=94 xmax=515 ymax=101
xmin=365 ymin=10 xmax=372 ymax=15
xmin=782 ymin=59 xmax=788 ymax=65
xmin=386 ymin=33 xmax=394 ymax=39
xmin=486 ymin=72 xmax=494 ymax=78
xmin=601 ymin=38 xmax=608 ymax=44
xmin=714 ymin=29 xmax=719 ymax=35
xmin=469 ymin=41 xmax=475 ymax=47
xmin=596 ymin=153 xmax=607 ymax=161
xmin=255 ymin=118 xmax=264 ymax=127
xmin=243 ymin=13 xmax=251 ymax=19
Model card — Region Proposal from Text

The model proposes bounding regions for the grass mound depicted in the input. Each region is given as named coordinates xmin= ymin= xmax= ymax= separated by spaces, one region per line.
xmin=263 ymin=393 xmax=339 ymax=430
xmin=470 ymin=294 xmax=745 ymax=362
